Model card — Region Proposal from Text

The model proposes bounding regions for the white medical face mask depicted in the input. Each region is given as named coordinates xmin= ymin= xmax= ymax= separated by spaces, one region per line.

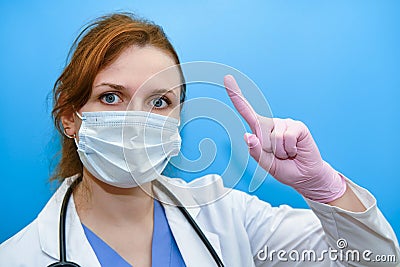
xmin=75 ymin=111 xmax=181 ymax=188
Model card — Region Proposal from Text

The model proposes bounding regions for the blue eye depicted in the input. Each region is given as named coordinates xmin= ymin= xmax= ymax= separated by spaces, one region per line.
xmin=100 ymin=93 xmax=121 ymax=105
xmin=151 ymin=97 xmax=170 ymax=109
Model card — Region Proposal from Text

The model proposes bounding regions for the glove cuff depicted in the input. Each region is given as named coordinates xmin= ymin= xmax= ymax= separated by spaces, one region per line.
xmin=296 ymin=161 xmax=347 ymax=203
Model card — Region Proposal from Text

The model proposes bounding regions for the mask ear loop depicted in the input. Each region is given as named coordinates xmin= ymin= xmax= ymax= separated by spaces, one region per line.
xmin=63 ymin=129 xmax=76 ymax=139
xmin=75 ymin=111 xmax=83 ymax=120
xmin=62 ymin=112 xmax=82 ymax=140
xmin=73 ymin=111 xmax=83 ymax=147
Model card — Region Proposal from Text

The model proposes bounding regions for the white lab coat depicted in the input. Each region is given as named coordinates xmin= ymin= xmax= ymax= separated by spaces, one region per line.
xmin=0 ymin=174 xmax=399 ymax=266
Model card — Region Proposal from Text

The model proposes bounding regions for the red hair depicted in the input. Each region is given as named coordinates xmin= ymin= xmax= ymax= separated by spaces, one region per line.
xmin=51 ymin=12 xmax=185 ymax=182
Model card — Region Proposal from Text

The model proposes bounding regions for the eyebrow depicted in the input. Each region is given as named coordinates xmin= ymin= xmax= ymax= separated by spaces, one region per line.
xmin=95 ymin=82 xmax=178 ymax=97
xmin=152 ymin=88 xmax=178 ymax=97
xmin=95 ymin=82 xmax=126 ymax=91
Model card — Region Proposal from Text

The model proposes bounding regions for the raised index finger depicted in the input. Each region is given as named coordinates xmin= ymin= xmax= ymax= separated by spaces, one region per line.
xmin=224 ymin=75 xmax=259 ymax=132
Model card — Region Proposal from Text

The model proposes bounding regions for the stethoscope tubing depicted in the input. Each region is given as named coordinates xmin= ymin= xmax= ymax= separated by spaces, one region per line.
xmin=48 ymin=176 xmax=82 ymax=267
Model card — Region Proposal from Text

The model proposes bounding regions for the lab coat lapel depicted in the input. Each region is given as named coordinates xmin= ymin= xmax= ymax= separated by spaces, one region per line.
xmin=153 ymin=176 xmax=225 ymax=266
xmin=163 ymin=205 xmax=223 ymax=267
xmin=37 ymin=175 xmax=100 ymax=267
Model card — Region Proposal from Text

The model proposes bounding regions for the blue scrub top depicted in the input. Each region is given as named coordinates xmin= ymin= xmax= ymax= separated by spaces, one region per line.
xmin=82 ymin=200 xmax=186 ymax=267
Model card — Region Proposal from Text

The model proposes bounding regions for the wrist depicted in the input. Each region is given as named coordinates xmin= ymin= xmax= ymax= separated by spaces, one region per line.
xmin=296 ymin=162 xmax=347 ymax=203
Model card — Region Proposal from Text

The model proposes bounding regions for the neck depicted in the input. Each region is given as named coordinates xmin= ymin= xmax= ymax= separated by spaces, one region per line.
xmin=73 ymin=169 xmax=154 ymax=227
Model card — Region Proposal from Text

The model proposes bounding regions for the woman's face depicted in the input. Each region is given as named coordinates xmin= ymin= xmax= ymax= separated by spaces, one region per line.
xmin=64 ymin=45 xmax=182 ymax=135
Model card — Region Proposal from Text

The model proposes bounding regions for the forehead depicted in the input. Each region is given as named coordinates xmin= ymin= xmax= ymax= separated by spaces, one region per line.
xmin=93 ymin=45 xmax=182 ymax=94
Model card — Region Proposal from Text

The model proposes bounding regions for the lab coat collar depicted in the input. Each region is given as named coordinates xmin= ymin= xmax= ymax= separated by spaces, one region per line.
xmin=153 ymin=174 xmax=226 ymax=266
xmin=152 ymin=174 xmax=227 ymax=218
xmin=37 ymin=174 xmax=101 ymax=266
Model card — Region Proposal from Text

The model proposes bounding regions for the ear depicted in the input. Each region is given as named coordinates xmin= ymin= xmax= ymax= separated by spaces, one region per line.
xmin=61 ymin=112 xmax=78 ymax=137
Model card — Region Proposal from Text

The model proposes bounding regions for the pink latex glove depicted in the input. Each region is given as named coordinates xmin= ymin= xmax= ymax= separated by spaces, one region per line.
xmin=224 ymin=75 xmax=347 ymax=203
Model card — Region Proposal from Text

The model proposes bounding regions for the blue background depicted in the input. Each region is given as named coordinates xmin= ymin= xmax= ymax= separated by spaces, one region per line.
xmin=1 ymin=1 xmax=399 ymax=243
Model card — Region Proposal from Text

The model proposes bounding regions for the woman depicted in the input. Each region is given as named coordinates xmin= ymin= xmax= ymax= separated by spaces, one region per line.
xmin=0 ymin=12 xmax=398 ymax=267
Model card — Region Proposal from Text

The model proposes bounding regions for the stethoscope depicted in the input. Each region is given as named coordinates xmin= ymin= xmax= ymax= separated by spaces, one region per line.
xmin=48 ymin=176 xmax=224 ymax=267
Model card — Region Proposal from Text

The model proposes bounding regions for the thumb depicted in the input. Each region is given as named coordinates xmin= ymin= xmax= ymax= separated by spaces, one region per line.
xmin=244 ymin=133 xmax=262 ymax=162
xmin=244 ymin=133 xmax=276 ymax=177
